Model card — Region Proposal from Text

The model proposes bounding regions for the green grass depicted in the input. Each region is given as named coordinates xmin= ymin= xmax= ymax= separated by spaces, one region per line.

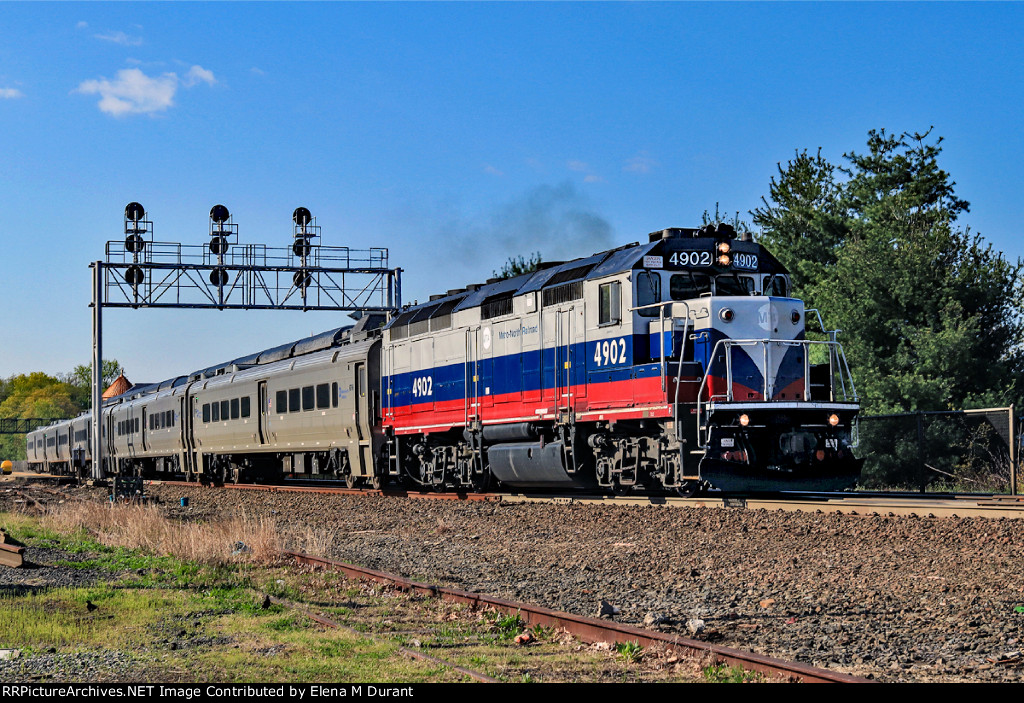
xmin=0 ymin=509 xmax=752 ymax=683
xmin=703 ymin=663 xmax=763 ymax=683
xmin=615 ymin=641 xmax=643 ymax=662
xmin=489 ymin=612 xmax=526 ymax=640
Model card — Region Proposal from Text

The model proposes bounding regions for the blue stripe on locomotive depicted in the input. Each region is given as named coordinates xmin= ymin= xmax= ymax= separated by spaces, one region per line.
xmin=386 ymin=335 xmax=638 ymax=410
xmin=386 ymin=325 xmax=810 ymax=411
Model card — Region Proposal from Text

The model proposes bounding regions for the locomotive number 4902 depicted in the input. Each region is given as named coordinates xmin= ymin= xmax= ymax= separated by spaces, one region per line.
xmin=594 ymin=339 xmax=627 ymax=367
xmin=411 ymin=376 xmax=433 ymax=397
xmin=668 ymin=251 xmax=712 ymax=267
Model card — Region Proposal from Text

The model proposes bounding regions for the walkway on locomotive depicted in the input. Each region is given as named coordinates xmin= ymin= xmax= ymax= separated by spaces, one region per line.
xmin=380 ymin=228 xmax=824 ymax=434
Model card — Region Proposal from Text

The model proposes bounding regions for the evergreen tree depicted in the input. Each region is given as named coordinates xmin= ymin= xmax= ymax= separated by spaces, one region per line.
xmin=753 ymin=129 xmax=1023 ymax=414
xmin=493 ymin=252 xmax=542 ymax=280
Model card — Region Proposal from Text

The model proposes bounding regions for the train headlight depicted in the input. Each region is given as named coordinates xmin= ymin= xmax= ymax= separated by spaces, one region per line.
xmin=719 ymin=308 xmax=734 ymax=322
xmin=717 ymin=241 xmax=731 ymax=254
xmin=791 ymin=310 xmax=801 ymax=324
xmin=828 ymin=414 xmax=840 ymax=426
xmin=738 ymin=414 xmax=750 ymax=427
xmin=717 ymin=253 xmax=732 ymax=266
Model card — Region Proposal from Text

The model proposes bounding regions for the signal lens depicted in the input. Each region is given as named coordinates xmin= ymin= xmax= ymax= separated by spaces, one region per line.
xmin=720 ymin=308 xmax=734 ymax=322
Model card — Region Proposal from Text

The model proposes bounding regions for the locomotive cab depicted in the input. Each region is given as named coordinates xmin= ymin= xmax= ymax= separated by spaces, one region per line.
xmin=629 ymin=225 xmax=862 ymax=492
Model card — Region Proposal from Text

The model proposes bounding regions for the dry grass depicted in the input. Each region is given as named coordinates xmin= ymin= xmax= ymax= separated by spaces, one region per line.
xmin=41 ymin=501 xmax=284 ymax=565
xmin=291 ymin=524 xmax=342 ymax=558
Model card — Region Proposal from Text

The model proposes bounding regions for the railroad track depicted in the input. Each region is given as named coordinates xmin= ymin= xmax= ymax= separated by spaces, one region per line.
xmin=283 ymin=550 xmax=871 ymax=683
xmin=140 ymin=479 xmax=1024 ymax=519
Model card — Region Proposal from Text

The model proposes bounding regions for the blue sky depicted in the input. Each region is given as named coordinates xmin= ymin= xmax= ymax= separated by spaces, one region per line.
xmin=2 ymin=2 xmax=1022 ymax=384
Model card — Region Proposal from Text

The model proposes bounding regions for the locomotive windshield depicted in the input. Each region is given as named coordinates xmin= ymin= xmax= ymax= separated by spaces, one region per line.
xmin=670 ymin=272 xmax=712 ymax=300
xmin=715 ymin=274 xmax=755 ymax=296
xmin=763 ymin=274 xmax=789 ymax=297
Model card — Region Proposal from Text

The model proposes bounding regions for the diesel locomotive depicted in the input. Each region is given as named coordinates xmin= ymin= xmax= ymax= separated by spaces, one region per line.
xmin=27 ymin=224 xmax=862 ymax=494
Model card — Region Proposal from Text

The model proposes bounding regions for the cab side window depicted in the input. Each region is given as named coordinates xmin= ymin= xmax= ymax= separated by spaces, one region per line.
xmin=598 ymin=281 xmax=621 ymax=326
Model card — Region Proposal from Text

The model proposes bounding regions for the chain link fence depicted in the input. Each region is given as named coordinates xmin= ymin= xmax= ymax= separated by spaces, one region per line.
xmin=856 ymin=406 xmax=1020 ymax=493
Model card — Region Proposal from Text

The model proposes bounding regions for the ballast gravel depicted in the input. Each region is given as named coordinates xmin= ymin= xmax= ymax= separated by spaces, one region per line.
xmin=6 ymin=481 xmax=1024 ymax=683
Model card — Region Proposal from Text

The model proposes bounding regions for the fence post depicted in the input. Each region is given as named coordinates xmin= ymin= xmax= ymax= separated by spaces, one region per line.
xmin=916 ymin=412 xmax=926 ymax=493
xmin=1011 ymin=404 xmax=1017 ymax=496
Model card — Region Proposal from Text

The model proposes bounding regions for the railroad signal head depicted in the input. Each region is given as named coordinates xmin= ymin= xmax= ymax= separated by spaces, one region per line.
xmin=293 ymin=269 xmax=312 ymax=289
xmin=210 ymin=267 xmax=228 ymax=287
xmin=210 ymin=235 xmax=229 ymax=256
xmin=126 ymin=265 xmax=145 ymax=287
xmin=210 ymin=204 xmax=230 ymax=224
xmin=293 ymin=239 xmax=311 ymax=257
xmin=293 ymin=207 xmax=312 ymax=227
xmin=125 ymin=234 xmax=146 ymax=253
xmin=125 ymin=202 xmax=145 ymax=222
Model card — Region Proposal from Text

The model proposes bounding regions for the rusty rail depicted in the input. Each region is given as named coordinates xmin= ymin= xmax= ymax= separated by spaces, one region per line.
xmin=285 ymin=551 xmax=871 ymax=683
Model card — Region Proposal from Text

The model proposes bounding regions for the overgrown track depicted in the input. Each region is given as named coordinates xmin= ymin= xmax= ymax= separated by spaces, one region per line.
xmin=286 ymin=551 xmax=870 ymax=683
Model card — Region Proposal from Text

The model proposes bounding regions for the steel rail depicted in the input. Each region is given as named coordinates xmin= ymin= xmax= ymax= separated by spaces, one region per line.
xmin=284 ymin=551 xmax=871 ymax=684
xmin=143 ymin=479 xmax=1024 ymax=518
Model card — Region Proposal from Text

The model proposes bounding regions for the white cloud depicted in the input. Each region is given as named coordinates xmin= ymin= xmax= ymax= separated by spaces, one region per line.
xmin=250 ymin=67 xmax=266 ymax=76
xmin=0 ymin=88 xmax=24 ymax=99
xmin=483 ymin=164 xmax=504 ymax=177
xmin=584 ymin=174 xmax=604 ymax=183
xmin=567 ymin=159 xmax=589 ymax=172
xmin=624 ymin=151 xmax=657 ymax=174
xmin=76 ymin=68 xmax=178 ymax=116
xmin=94 ymin=30 xmax=143 ymax=47
xmin=183 ymin=65 xmax=216 ymax=87
xmin=76 ymin=21 xmax=88 ymax=30
xmin=77 ymin=65 xmax=217 ymax=117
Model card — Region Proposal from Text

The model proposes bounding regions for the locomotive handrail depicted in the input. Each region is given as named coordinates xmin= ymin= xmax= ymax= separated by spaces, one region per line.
xmin=629 ymin=300 xmax=692 ymax=393
xmin=695 ymin=338 xmax=858 ymax=449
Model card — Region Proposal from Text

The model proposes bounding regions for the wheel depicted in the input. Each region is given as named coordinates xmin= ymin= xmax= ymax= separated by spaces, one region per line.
xmin=676 ymin=480 xmax=700 ymax=498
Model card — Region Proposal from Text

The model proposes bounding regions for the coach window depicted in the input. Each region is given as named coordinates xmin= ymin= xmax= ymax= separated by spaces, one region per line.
xmin=289 ymin=388 xmax=301 ymax=413
xmin=221 ymin=400 xmax=230 ymax=421
xmin=203 ymin=404 xmax=210 ymax=423
xmin=332 ymin=382 xmax=338 ymax=408
xmin=302 ymin=385 xmax=315 ymax=411
xmin=135 ymin=417 xmax=139 ymax=433
xmin=316 ymin=383 xmax=330 ymax=409
xmin=598 ymin=281 xmax=621 ymax=326
xmin=359 ymin=367 xmax=367 ymax=398
xmin=211 ymin=402 xmax=219 ymax=422
xmin=230 ymin=398 xmax=239 ymax=420
xmin=636 ymin=271 xmax=661 ymax=317
xmin=276 ymin=390 xmax=287 ymax=413
xmin=241 ymin=396 xmax=251 ymax=418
